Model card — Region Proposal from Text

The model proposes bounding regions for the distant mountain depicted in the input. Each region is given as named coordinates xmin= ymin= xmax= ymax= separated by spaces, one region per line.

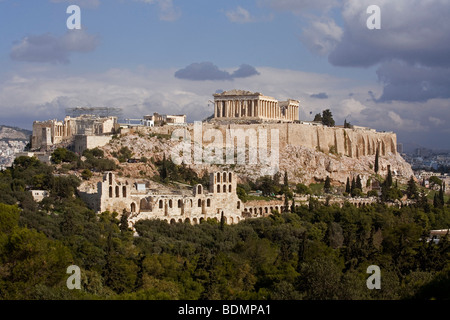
xmin=0 ymin=125 xmax=32 ymax=141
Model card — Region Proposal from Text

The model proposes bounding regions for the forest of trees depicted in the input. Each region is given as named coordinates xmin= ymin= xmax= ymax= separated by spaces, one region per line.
xmin=0 ymin=156 xmax=449 ymax=300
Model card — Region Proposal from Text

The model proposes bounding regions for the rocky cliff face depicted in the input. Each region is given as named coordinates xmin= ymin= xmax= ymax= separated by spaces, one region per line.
xmin=99 ymin=125 xmax=413 ymax=188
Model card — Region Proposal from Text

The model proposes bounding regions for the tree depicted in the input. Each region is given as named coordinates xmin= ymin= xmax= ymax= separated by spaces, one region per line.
xmin=120 ymin=211 xmax=130 ymax=233
xmin=438 ymin=185 xmax=444 ymax=207
xmin=351 ymin=177 xmax=356 ymax=194
xmin=344 ymin=119 xmax=352 ymax=129
xmin=429 ymin=176 xmax=442 ymax=188
xmin=386 ymin=166 xmax=393 ymax=188
xmin=345 ymin=177 xmax=351 ymax=194
xmin=324 ymin=176 xmax=331 ymax=193
xmin=374 ymin=148 xmax=379 ymax=174
xmin=321 ymin=109 xmax=335 ymax=127
xmin=81 ymin=169 xmax=93 ymax=180
xmin=295 ymin=183 xmax=311 ymax=195
xmin=356 ymin=175 xmax=363 ymax=191
xmin=313 ymin=113 xmax=322 ymax=122
xmin=406 ymin=176 xmax=418 ymax=200
xmin=51 ymin=148 xmax=78 ymax=164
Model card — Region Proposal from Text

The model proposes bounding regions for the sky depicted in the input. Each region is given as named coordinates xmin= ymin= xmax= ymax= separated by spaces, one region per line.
xmin=0 ymin=0 xmax=449 ymax=151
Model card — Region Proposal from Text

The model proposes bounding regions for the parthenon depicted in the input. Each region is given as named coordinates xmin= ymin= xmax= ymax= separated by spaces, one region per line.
xmin=213 ymin=90 xmax=299 ymax=122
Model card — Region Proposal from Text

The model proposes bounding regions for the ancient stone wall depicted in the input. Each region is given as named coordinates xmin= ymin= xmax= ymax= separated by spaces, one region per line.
xmin=144 ymin=122 xmax=397 ymax=159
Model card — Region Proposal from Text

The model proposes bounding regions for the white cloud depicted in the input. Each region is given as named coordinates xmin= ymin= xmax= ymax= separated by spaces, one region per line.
xmin=300 ymin=16 xmax=343 ymax=56
xmin=225 ymin=6 xmax=254 ymax=23
xmin=10 ymin=30 xmax=99 ymax=64
xmin=1 ymin=66 xmax=449 ymax=148
xmin=135 ymin=0 xmax=181 ymax=21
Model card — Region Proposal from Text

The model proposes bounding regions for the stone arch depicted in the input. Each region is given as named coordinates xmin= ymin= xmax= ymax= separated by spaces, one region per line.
xmin=169 ymin=199 xmax=173 ymax=208
xmin=109 ymin=186 xmax=113 ymax=198
xmin=170 ymin=218 xmax=176 ymax=224
xmin=131 ymin=202 xmax=136 ymax=212
xmin=249 ymin=208 xmax=253 ymax=213
xmin=159 ymin=200 xmax=163 ymax=209
xmin=197 ymin=185 xmax=202 ymax=195
xmin=265 ymin=207 xmax=268 ymax=214
xmin=108 ymin=173 xmax=112 ymax=185
xmin=207 ymin=199 xmax=211 ymax=207
xmin=199 ymin=217 xmax=205 ymax=223
xmin=185 ymin=218 xmax=190 ymax=224
xmin=217 ymin=172 xmax=221 ymax=183
xmin=237 ymin=201 xmax=240 ymax=209
xmin=270 ymin=206 xmax=273 ymax=213
xmin=229 ymin=184 xmax=232 ymax=193
xmin=122 ymin=186 xmax=127 ymax=198
xmin=193 ymin=218 xmax=198 ymax=224
xmin=178 ymin=219 xmax=183 ymax=223
xmin=115 ymin=186 xmax=120 ymax=197
xmin=235 ymin=216 xmax=240 ymax=223
xmin=178 ymin=199 xmax=182 ymax=208
xmin=190 ymin=199 xmax=193 ymax=207
xmin=229 ymin=217 xmax=234 ymax=224
xmin=229 ymin=172 xmax=232 ymax=182
xmin=223 ymin=172 xmax=227 ymax=182
xmin=198 ymin=199 xmax=202 ymax=207
xmin=259 ymin=207 xmax=263 ymax=215
xmin=223 ymin=184 xmax=226 ymax=193
xmin=217 ymin=184 xmax=221 ymax=193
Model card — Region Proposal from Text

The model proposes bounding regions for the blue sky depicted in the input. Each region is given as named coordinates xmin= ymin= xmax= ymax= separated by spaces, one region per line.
xmin=1 ymin=0 xmax=449 ymax=151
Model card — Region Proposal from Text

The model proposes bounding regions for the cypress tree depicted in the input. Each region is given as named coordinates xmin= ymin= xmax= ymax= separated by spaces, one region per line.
xmin=433 ymin=193 xmax=439 ymax=208
xmin=356 ymin=175 xmax=362 ymax=191
xmin=351 ymin=177 xmax=356 ymax=194
xmin=386 ymin=166 xmax=393 ymax=188
xmin=439 ymin=185 xmax=444 ymax=206
xmin=407 ymin=176 xmax=418 ymax=199
xmin=345 ymin=177 xmax=351 ymax=194
xmin=374 ymin=148 xmax=379 ymax=174
xmin=324 ymin=176 xmax=331 ymax=193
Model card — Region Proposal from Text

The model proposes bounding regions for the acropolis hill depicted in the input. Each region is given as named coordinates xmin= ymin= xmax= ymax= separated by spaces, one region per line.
xmin=34 ymin=89 xmax=413 ymax=189
xmin=100 ymin=89 xmax=412 ymax=186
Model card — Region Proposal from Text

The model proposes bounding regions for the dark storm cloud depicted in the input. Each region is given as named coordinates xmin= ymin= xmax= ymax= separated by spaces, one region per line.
xmin=323 ymin=1 xmax=450 ymax=102
xmin=231 ymin=64 xmax=260 ymax=78
xmin=375 ymin=61 xmax=450 ymax=102
xmin=310 ymin=92 xmax=328 ymax=99
xmin=10 ymin=30 xmax=99 ymax=64
xmin=174 ymin=62 xmax=260 ymax=81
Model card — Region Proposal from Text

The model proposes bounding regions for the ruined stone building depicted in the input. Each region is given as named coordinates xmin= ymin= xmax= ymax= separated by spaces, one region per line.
xmin=78 ymin=170 xmax=285 ymax=227
xmin=213 ymin=90 xmax=300 ymax=122
xmin=31 ymin=115 xmax=118 ymax=151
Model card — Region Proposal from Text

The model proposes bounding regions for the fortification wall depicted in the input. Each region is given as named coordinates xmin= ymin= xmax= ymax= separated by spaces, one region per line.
xmin=144 ymin=122 xmax=397 ymax=159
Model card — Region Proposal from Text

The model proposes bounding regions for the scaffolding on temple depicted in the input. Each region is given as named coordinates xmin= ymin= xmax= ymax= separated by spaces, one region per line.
xmin=65 ymin=107 xmax=123 ymax=118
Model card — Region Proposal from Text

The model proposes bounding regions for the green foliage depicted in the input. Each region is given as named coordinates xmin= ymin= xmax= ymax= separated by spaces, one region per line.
xmin=324 ymin=176 xmax=331 ymax=193
xmin=295 ymin=183 xmax=311 ymax=195
xmin=81 ymin=169 xmax=93 ymax=180
xmin=407 ymin=176 xmax=419 ymax=199
xmin=0 ymin=156 xmax=449 ymax=300
xmin=51 ymin=148 xmax=78 ymax=164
